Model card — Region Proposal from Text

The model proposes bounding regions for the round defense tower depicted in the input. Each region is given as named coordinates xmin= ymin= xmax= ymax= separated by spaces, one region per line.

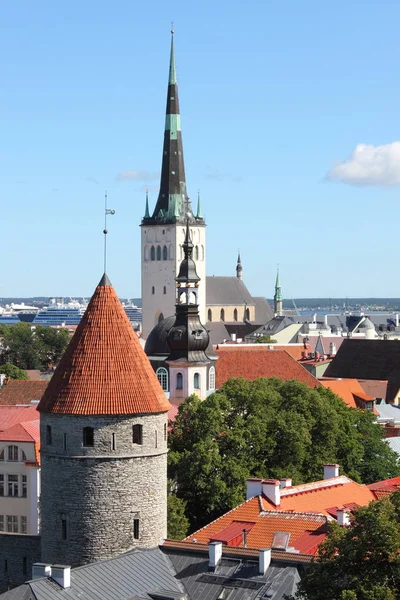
xmin=38 ymin=274 xmax=170 ymax=567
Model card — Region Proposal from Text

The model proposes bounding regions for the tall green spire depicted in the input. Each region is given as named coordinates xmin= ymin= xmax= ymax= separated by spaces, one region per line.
xmin=274 ymin=268 xmax=282 ymax=302
xmin=169 ymin=29 xmax=177 ymax=85
xmin=144 ymin=189 xmax=150 ymax=219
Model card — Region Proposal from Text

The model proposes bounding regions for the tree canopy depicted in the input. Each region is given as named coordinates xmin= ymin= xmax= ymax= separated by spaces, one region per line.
xmin=255 ymin=335 xmax=277 ymax=343
xmin=0 ymin=363 xmax=28 ymax=380
xmin=168 ymin=379 xmax=400 ymax=531
xmin=295 ymin=492 xmax=400 ymax=600
xmin=0 ymin=323 xmax=70 ymax=370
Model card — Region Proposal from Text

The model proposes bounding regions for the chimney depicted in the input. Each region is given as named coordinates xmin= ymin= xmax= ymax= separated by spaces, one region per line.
xmin=242 ymin=528 xmax=248 ymax=548
xmin=259 ymin=549 xmax=271 ymax=575
xmin=324 ymin=464 xmax=339 ymax=479
xmin=231 ymin=333 xmax=237 ymax=342
xmin=209 ymin=541 xmax=222 ymax=569
xmin=32 ymin=563 xmax=52 ymax=580
xmin=396 ymin=314 xmax=399 ymax=328
xmin=329 ymin=342 xmax=337 ymax=356
xmin=337 ymin=508 xmax=350 ymax=527
xmin=262 ymin=480 xmax=280 ymax=506
xmin=51 ymin=565 xmax=71 ymax=589
xmin=315 ymin=351 xmax=320 ymax=361
xmin=246 ymin=478 xmax=262 ymax=500
xmin=280 ymin=478 xmax=292 ymax=489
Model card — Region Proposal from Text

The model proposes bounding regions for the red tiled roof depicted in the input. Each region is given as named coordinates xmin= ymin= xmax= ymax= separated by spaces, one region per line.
xmin=298 ymin=336 xmax=344 ymax=355
xmin=185 ymin=496 xmax=328 ymax=555
xmin=0 ymin=405 xmax=40 ymax=430
xmin=0 ymin=380 xmax=48 ymax=406
xmin=38 ymin=275 xmax=171 ymax=415
xmin=209 ymin=521 xmax=256 ymax=543
xmin=215 ymin=347 xmax=319 ymax=389
xmin=0 ymin=421 xmax=39 ymax=443
xmin=368 ymin=476 xmax=400 ymax=498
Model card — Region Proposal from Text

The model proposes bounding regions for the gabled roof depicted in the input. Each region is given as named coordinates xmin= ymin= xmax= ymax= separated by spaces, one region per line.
xmin=215 ymin=347 xmax=319 ymax=389
xmin=184 ymin=496 xmax=328 ymax=555
xmin=325 ymin=339 xmax=400 ymax=402
xmin=260 ymin=476 xmax=376 ymax=515
xmin=38 ymin=275 xmax=170 ymax=415
xmin=0 ymin=421 xmax=39 ymax=443
xmin=252 ymin=296 xmax=274 ymax=324
xmin=206 ymin=276 xmax=254 ymax=306
xmin=319 ymin=378 xmax=374 ymax=410
xmin=0 ymin=405 xmax=39 ymax=430
xmin=0 ymin=380 xmax=48 ymax=406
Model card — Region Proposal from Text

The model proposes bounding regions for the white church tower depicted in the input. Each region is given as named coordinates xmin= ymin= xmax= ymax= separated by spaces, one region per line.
xmin=141 ymin=31 xmax=206 ymax=339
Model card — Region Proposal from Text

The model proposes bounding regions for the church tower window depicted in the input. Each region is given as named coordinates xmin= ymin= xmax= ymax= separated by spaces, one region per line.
xmin=150 ymin=246 xmax=155 ymax=261
xmin=208 ymin=309 xmax=212 ymax=322
xmin=132 ymin=424 xmax=143 ymax=445
xmin=234 ymin=308 xmax=238 ymax=321
xmin=209 ymin=366 xmax=216 ymax=390
xmin=163 ymin=245 xmax=168 ymax=260
xmin=176 ymin=372 xmax=183 ymax=390
xmin=156 ymin=367 xmax=168 ymax=391
xmin=156 ymin=246 xmax=161 ymax=261
xmin=194 ymin=372 xmax=200 ymax=389
xmin=220 ymin=308 xmax=225 ymax=322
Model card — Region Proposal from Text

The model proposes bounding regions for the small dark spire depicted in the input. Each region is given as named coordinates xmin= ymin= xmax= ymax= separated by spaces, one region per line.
xmin=196 ymin=190 xmax=202 ymax=218
xmin=236 ymin=250 xmax=243 ymax=280
xmin=176 ymin=220 xmax=200 ymax=283
xmin=98 ymin=273 xmax=112 ymax=287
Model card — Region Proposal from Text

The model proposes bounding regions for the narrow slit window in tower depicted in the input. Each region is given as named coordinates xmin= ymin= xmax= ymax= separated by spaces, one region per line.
xmin=208 ymin=309 xmax=212 ymax=322
xmin=152 ymin=286 xmax=155 ymax=295
xmin=163 ymin=286 xmax=167 ymax=295
xmin=46 ymin=426 xmax=52 ymax=446
xmin=132 ymin=424 xmax=143 ymax=445
xmin=22 ymin=556 xmax=27 ymax=575
xmin=155 ymin=430 xmax=158 ymax=448
xmin=150 ymin=246 xmax=155 ymax=261
xmin=156 ymin=245 xmax=161 ymax=260
xmin=83 ymin=427 xmax=94 ymax=447
xmin=133 ymin=518 xmax=140 ymax=540
xmin=164 ymin=423 xmax=167 ymax=441
xmin=163 ymin=245 xmax=168 ymax=260
xmin=112 ymin=433 xmax=116 ymax=451
xmin=63 ymin=433 xmax=67 ymax=451
xmin=234 ymin=308 xmax=238 ymax=321
xmin=61 ymin=518 xmax=67 ymax=540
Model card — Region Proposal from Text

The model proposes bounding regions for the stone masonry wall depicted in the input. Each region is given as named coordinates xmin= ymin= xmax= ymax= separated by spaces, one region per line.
xmin=0 ymin=534 xmax=41 ymax=593
xmin=40 ymin=412 xmax=168 ymax=567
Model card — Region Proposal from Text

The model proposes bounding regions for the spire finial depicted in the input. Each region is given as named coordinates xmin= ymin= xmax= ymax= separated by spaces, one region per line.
xmin=171 ymin=21 xmax=174 ymax=34
xmin=169 ymin=25 xmax=177 ymax=85
xmin=103 ymin=191 xmax=115 ymax=274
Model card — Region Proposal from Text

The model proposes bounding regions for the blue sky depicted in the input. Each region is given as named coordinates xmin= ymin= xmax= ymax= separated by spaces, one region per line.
xmin=1 ymin=0 xmax=400 ymax=299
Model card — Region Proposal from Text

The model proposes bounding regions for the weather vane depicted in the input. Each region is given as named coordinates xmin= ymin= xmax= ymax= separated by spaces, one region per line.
xmin=103 ymin=191 xmax=115 ymax=273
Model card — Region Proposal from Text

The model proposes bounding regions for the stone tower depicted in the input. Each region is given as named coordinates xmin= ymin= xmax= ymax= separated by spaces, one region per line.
xmin=38 ymin=273 xmax=171 ymax=567
xmin=274 ymin=268 xmax=283 ymax=316
xmin=167 ymin=222 xmax=216 ymax=404
xmin=141 ymin=31 xmax=206 ymax=339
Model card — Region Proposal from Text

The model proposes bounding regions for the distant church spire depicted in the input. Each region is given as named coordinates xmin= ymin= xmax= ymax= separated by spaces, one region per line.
xmin=144 ymin=188 xmax=150 ymax=218
xmin=196 ymin=190 xmax=202 ymax=218
xmin=147 ymin=29 xmax=195 ymax=223
xmin=274 ymin=267 xmax=283 ymax=316
xmin=236 ymin=251 xmax=243 ymax=280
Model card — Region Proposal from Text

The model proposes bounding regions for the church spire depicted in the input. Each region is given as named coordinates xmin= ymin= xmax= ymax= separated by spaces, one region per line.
xmin=236 ymin=251 xmax=243 ymax=280
xmin=144 ymin=189 xmax=150 ymax=219
xmin=196 ymin=190 xmax=202 ymax=218
xmin=274 ymin=267 xmax=283 ymax=316
xmin=148 ymin=29 xmax=195 ymax=223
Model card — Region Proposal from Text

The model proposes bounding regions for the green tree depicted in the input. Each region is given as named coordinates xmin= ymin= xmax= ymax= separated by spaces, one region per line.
xmin=0 ymin=363 xmax=28 ymax=379
xmin=0 ymin=323 xmax=70 ymax=371
xmin=255 ymin=335 xmax=277 ymax=343
xmin=168 ymin=379 xmax=400 ymax=531
xmin=167 ymin=491 xmax=190 ymax=539
xmin=295 ymin=493 xmax=400 ymax=600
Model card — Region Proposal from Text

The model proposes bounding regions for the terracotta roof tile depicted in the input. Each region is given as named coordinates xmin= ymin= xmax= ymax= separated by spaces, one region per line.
xmin=215 ymin=347 xmax=319 ymax=389
xmin=185 ymin=496 xmax=328 ymax=555
xmin=38 ymin=275 xmax=171 ymax=415
xmin=368 ymin=475 xmax=400 ymax=498
xmin=0 ymin=380 xmax=48 ymax=405
xmin=0 ymin=421 xmax=39 ymax=443
xmin=0 ymin=405 xmax=40 ymax=430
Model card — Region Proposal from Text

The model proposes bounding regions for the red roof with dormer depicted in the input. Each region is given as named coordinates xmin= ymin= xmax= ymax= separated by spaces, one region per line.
xmin=37 ymin=274 xmax=171 ymax=416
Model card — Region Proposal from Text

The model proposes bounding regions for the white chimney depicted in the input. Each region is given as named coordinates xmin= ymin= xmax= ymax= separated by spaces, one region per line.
xmin=280 ymin=478 xmax=292 ymax=488
xmin=324 ymin=314 xmax=328 ymax=326
xmin=259 ymin=548 xmax=271 ymax=575
xmin=231 ymin=333 xmax=237 ymax=342
xmin=32 ymin=563 xmax=52 ymax=580
xmin=329 ymin=342 xmax=337 ymax=356
xmin=396 ymin=314 xmax=399 ymax=328
xmin=246 ymin=478 xmax=262 ymax=500
xmin=337 ymin=508 xmax=350 ymax=527
xmin=324 ymin=464 xmax=339 ymax=479
xmin=262 ymin=480 xmax=280 ymax=506
xmin=51 ymin=565 xmax=71 ymax=589
xmin=209 ymin=541 xmax=223 ymax=569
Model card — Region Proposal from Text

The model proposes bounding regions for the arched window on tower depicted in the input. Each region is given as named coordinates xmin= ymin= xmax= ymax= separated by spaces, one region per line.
xmin=159 ymin=313 xmax=164 ymax=323
xmin=208 ymin=309 xmax=212 ymax=322
xmin=201 ymin=245 xmax=204 ymax=260
xmin=176 ymin=372 xmax=183 ymax=390
xmin=195 ymin=246 xmax=199 ymax=260
xmin=163 ymin=245 xmax=168 ymax=260
xmin=156 ymin=245 xmax=161 ymax=261
xmin=150 ymin=246 xmax=155 ymax=261
xmin=163 ymin=286 xmax=166 ymax=295
xmin=83 ymin=427 xmax=94 ymax=447
xmin=234 ymin=308 xmax=238 ymax=321
xmin=246 ymin=308 xmax=250 ymax=321
xmin=209 ymin=366 xmax=216 ymax=390
xmin=156 ymin=367 xmax=168 ymax=391
xmin=220 ymin=308 xmax=225 ymax=322
xmin=194 ymin=372 xmax=200 ymax=389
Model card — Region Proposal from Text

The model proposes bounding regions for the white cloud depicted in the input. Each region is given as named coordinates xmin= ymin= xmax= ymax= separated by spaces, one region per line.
xmin=116 ymin=169 xmax=159 ymax=182
xmin=327 ymin=142 xmax=400 ymax=187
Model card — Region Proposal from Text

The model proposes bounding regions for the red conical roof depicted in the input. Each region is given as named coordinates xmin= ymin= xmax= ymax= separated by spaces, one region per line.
xmin=38 ymin=275 xmax=171 ymax=415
